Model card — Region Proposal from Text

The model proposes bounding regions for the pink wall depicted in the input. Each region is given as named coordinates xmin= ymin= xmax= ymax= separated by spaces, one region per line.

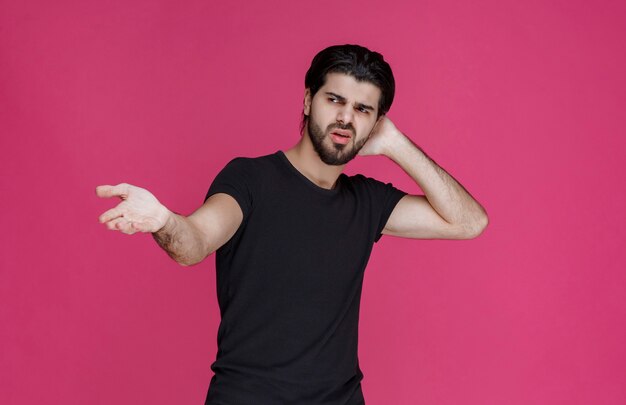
xmin=2 ymin=0 xmax=625 ymax=404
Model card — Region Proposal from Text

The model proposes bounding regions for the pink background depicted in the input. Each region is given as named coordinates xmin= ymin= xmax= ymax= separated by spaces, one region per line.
xmin=2 ymin=0 xmax=625 ymax=404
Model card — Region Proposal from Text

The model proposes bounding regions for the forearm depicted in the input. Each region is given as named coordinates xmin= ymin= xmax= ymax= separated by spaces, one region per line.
xmin=152 ymin=211 xmax=208 ymax=266
xmin=386 ymin=133 xmax=488 ymax=233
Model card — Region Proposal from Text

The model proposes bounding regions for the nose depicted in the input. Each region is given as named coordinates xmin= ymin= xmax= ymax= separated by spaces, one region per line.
xmin=336 ymin=104 xmax=354 ymax=125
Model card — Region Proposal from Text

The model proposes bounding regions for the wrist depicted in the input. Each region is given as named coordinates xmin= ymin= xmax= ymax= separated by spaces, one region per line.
xmin=155 ymin=206 xmax=174 ymax=234
xmin=383 ymin=130 xmax=411 ymax=159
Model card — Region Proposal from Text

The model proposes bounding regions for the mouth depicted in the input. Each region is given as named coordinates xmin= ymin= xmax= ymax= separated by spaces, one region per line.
xmin=330 ymin=129 xmax=352 ymax=139
xmin=330 ymin=130 xmax=352 ymax=145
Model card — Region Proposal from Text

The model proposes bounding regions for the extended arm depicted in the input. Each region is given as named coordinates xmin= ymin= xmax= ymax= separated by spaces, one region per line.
xmin=359 ymin=117 xmax=489 ymax=239
xmin=96 ymin=183 xmax=242 ymax=265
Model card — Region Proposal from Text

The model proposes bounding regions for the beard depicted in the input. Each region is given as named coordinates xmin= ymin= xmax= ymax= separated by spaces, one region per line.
xmin=307 ymin=117 xmax=369 ymax=166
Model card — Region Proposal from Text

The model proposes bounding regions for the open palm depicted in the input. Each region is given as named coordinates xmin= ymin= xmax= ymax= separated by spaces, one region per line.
xmin=96 ymin=183 xmax=169 ymax=235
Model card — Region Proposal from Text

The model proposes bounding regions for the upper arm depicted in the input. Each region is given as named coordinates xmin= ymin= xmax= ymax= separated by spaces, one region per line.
xmin=187 ymin=192 xmax=244 ymax=255
xmin=382 ymin=194 xmax=478 ymax=240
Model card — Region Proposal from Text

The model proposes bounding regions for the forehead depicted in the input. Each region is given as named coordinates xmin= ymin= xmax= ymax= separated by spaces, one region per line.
xmin=318 ymin=72 xmax=381 ymax=107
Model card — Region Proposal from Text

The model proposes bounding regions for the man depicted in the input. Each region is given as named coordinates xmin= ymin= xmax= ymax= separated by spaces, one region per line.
xmin=96 ymin=44 xmax=488 ymax=404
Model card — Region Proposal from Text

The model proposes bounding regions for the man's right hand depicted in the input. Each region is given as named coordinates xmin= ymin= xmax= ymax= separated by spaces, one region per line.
xmin=96 ymin=183 xmax=171 ymax=235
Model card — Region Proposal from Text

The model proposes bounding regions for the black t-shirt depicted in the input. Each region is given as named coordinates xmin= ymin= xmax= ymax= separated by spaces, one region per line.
xmin=203 ymin=151 xmax=407 ymax=405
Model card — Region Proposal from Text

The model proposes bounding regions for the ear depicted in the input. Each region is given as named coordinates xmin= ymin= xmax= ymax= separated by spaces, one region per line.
xmin=303 ymin=88 xmax=312 ymax=116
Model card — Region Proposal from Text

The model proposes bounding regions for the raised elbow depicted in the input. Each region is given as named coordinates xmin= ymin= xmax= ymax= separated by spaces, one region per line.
xmin=466 ymin=213 xmax=489 ymax=239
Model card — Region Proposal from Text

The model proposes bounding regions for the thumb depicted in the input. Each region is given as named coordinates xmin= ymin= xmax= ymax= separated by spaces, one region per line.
xmin=95 ymin=183 xmax=131 ymax=199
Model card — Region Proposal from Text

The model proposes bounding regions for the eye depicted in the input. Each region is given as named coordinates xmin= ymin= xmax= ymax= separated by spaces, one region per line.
xmin=357 ymin=106 xmax=370 ymax=114
xmin=329 ymin=97 xmax=339 ymax=103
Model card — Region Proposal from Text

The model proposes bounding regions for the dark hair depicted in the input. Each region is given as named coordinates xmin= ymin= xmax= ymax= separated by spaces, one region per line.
xmin=300 ymin=44 xmax=395 ymax=134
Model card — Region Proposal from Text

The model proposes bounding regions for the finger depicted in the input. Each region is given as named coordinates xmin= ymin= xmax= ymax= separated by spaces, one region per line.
xmin=116 ymin=219 xmax=136 ymax=235
xmin=99 ymin=206 xmax=126 ymax=223
xmin=95 ymin=183 xmax=131 ymax=199
xmin=105 ymin=217 xmax=126 ymax=231
xmin=120 ymin=225 xmax=136 ymax=235
xmin=129 ymin=221 xmax=147 ymax=233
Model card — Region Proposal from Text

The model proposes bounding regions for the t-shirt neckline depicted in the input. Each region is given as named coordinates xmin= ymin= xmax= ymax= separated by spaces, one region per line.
xmin=276 ymin=150 xmax=342 ymax=196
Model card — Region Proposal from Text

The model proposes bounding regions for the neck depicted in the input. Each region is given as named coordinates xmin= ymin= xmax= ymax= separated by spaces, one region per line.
xmin=284 ymin=131 xmax=345 ymax=190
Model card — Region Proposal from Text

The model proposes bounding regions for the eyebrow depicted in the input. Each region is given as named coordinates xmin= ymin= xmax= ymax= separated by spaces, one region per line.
xmin=325 ymin=92 xmax=375 ymax=112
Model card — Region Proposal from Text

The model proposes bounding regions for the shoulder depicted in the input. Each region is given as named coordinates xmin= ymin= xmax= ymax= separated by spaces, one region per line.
xmin=217 ymin=152 xmax=279 ymax=180
xmin=344 ymin=172 xmax=408 ymax=206
xmin=346 ymin=173 xmax=398 ymax=193
xmin=207 ymin=153 xmax=279 ymax=210
xmin=223 ymin=152 xmax=279 ymax=171
xmin=348 ymin=173 xmax=382 ymax=185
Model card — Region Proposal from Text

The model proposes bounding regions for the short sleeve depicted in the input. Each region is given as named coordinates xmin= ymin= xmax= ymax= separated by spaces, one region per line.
xmin=373 ymin=181 xmax=407 ymax=243
xmin=204 ymin=157 xmax=254 ymax=221
xmin=350 ymin=174 xmax=408 ymax=243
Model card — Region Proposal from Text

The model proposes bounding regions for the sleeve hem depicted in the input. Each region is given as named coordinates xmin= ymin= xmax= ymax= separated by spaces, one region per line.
xmin=374 ymin=190 xmax=408 ymax=243
xmin=204 ymin=187 xmax=251 ymax=220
